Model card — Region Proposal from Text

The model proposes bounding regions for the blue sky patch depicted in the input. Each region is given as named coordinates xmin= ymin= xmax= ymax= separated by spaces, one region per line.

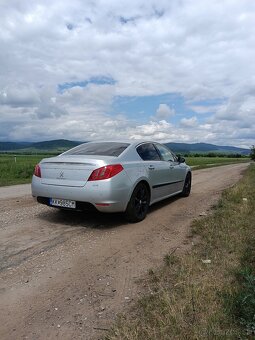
xmin=111 ymin=93 xmax=196 ymax=124
xmin=58 ymin=76 xmax=116 ymax=92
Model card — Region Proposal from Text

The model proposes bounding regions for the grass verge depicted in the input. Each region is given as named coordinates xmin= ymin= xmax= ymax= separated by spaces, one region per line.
xmin=106 ymin=164 xmax=255 ymax=339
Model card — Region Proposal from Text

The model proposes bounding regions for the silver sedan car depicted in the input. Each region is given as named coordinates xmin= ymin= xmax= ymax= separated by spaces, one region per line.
xmin=32 ymin=141 xmax=191 ymax=222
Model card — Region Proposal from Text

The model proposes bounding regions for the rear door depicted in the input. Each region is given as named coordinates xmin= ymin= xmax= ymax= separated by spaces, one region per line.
xmin=136 ymin=143 xmax=171 ymax=201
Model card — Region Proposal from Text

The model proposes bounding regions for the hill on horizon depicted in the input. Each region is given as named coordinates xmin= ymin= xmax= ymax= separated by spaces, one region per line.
xmin=32 ymin=139 xmax=82 ymax=150
xmin=0 ymin=139 xmax=81 ymax=152
xmin=0 ymin=139 xmax=250 ymax=155
xmin=164 ymin=142 xmax=250 ymax=155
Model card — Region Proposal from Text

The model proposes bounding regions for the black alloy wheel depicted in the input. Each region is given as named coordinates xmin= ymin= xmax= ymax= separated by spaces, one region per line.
xmin=181 ymin=172 xmax=191 ymax=197
xmin=125 ymin=182 xmax=150 ymax=223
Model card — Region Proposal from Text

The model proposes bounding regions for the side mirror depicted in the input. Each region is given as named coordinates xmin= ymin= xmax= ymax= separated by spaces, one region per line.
xmin=177 ymin=155 xmax=185 ymax=163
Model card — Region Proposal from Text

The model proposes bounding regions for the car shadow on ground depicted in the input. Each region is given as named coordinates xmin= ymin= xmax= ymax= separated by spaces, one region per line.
xmin=36 ymin=194 xmax=185 ymax=230
xmin=37 ymin=208 xmax=128 ymax=230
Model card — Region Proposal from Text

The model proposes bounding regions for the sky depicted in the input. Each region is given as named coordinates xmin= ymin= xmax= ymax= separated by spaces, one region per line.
xmin=0 ymin=0 xmax=254 ymax=148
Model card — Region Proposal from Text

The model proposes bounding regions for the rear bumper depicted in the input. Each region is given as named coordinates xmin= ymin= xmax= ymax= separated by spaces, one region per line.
xmin=31 ymin=173 xmax=132 ymax=213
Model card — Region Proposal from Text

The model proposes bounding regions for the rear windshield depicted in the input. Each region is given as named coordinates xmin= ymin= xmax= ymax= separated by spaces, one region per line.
xmin=63 ymin=142 xmax=130 ymax=157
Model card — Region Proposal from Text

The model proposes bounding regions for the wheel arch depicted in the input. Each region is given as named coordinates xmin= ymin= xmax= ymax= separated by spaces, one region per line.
xmin=181 ymin=170 xmax=192 ymax=197
xmin=126 ymin=178 xmax=151 ymax=208
xmin=138 ymin=180 xmax=151 ymax=202
xmin=124 ymin=179 xmax=151 ymax=222
xmin=187 ymin=170 xmax=192 ymax=179
xmin=183 ymin=170 xmax=192 ymax=189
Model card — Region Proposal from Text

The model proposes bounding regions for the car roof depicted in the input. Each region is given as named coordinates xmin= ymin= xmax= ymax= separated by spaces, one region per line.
xmin=83 ymin=140 xmax=160 ymax=147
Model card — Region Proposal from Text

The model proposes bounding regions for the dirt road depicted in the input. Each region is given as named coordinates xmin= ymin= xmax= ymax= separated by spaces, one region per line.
xmin=0 ymin=183 xmax=31 ymax=199
xmin=0 ymin=163 xmax=248 ymax=340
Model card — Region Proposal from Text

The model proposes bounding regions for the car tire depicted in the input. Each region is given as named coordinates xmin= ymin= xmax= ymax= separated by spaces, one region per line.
xmin=125 ymin=182 xmax=150 ymax=223
xmin=181 ymin=172 xmax=191 ymax=197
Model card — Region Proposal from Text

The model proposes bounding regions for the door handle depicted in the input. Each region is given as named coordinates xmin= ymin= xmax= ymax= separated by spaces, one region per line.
xmin=148 ymin=165 xmax=155 ymax=170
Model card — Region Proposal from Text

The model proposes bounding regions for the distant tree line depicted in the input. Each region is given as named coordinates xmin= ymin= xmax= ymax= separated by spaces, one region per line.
xmin=181 ymin=152 xmax=249 ymax=158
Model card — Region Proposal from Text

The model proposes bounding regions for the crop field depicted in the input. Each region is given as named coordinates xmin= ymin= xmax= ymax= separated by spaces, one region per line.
xmin=0 ymin=153 xmax=250 ymax=186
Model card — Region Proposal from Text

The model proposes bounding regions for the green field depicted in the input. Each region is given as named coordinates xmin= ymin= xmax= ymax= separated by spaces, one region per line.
xmin=0 ymin=154 xmax=52 ymax=186
xmin=186 ymin=156 xmax=249 ymax=168
xmin=0 ymin=154 xmax=250 ymax=187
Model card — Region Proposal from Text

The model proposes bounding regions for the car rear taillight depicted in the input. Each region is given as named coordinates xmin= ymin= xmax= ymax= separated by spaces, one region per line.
xmin=88 ymin=164 xmax=124 ymax=181
xmin=34 ymin=164 xmax=41 ymax=178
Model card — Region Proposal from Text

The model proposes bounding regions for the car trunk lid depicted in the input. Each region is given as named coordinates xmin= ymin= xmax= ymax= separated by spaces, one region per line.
xmin=40 ymin=156 xmax=111 ymax=187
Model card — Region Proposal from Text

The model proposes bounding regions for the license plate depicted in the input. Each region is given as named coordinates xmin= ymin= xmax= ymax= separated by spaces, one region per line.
xmin=50 ymin=198 xmax=76 ymax=209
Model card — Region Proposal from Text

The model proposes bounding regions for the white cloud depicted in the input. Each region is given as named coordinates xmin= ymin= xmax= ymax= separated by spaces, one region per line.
xmin=0 ymin=0 xmax=254 ymax=147
xmin=130 ymin=120 xmax=173 ymax=140
xmin=215 ymin=87 xmax=255 ymax=122
xmin=180 ymin=116 xmax=198 ymax=128
xmin=155 ymin=104 xmax=175 ymax=120
xmin=0 ymin=84 xmax=40 ymax=107
xmin=189 ymin=104 xmax=222 ymax=115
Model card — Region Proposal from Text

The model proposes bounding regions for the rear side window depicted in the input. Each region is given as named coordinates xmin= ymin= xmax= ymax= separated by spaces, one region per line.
xmin=63 ymin=142 xmax=130 ymax=157
xmin=137 ymin=143 xmax=161 ymax=161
